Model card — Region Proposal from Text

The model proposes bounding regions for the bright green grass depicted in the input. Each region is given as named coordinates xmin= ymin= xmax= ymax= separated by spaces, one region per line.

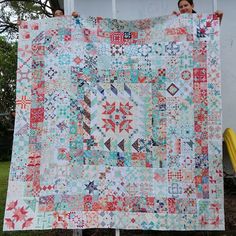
xmin=0 ymin=162 xmax=10 ymax=235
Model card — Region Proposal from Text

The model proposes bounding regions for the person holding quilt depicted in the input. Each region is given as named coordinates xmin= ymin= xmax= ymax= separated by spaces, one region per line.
xmin=173 ymin=0 xmax=223 ymax=24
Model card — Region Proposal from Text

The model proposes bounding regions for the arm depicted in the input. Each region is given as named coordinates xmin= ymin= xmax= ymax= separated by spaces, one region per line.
xmin=214 ymin=10 xmax=223 ymax=24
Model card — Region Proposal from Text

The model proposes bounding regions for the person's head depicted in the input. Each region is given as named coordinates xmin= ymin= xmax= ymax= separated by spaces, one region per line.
xmin=178 ymin=0 xmax=196 ymax=14
xmin=53 ymin=9 xmax=64 ymax=17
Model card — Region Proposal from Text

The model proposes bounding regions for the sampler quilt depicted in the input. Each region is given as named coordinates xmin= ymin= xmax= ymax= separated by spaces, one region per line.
xmin=4 ymin=14 xmax=224 ymax=231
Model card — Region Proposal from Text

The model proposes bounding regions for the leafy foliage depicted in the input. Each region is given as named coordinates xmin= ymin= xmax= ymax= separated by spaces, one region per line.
xmin=0 ymin=36 xmax=16 ymax=160
xmin=0 ymin=36 xmax=17 ymax=114
xmin=0 ymin=0 xmax=54 ymax=39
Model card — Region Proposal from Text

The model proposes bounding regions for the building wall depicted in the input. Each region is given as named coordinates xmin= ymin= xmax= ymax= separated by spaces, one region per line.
xmin=66 ymin=0 xmax=236 ymax=132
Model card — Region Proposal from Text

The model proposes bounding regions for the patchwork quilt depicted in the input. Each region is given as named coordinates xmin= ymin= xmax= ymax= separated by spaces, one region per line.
xmin=4 ymin=14 xmax=224 ymax=231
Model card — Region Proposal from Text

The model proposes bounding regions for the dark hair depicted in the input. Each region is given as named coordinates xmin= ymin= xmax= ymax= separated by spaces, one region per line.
xmin=178 ymin=0 xmax=196 ymax=13
xmin=53 ymin=8 xmax=64 ymax=16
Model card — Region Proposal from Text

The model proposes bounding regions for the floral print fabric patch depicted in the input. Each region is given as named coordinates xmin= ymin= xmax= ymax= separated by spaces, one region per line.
xmin=4 ymin=14 xmax=224 ymax=231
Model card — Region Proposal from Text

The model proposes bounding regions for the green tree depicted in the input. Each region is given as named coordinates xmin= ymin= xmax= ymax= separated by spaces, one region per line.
xmin=0 ymin=36 xmax=16 ymax=133
xmin=0 ymin=0 xmax=60 ymax=39
xmin=0 ymin=36 xmax=17 ymax=114
xmin=0 ymin=37 xmax=16 ymax=160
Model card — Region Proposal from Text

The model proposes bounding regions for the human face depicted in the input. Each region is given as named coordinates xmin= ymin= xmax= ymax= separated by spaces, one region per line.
xmin=54 ymin=10 xmax=64 ymax=17
xmin=178 ymin=0 xmax=194 ymax=14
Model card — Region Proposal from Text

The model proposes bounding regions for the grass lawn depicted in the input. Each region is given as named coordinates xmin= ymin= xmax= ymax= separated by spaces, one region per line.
xmin=0 ymin=162 xmax=10 ymax=235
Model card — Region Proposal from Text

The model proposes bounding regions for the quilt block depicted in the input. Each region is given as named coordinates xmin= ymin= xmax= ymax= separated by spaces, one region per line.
xmin=4 ymin=14 xmax=224 ymax=231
